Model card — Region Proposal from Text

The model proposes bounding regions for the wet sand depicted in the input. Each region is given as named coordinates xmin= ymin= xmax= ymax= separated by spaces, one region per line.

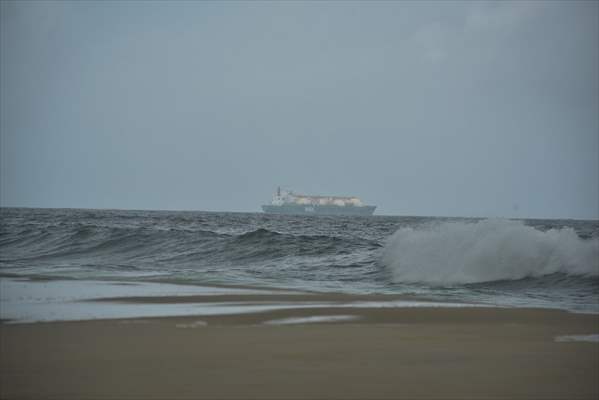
xmin=1 ymin=304 xmax=598 ymax=400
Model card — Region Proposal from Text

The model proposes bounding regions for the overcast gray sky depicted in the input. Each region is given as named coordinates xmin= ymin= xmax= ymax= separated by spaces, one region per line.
xmin=1 ymin=0 xmax=597 ymax=219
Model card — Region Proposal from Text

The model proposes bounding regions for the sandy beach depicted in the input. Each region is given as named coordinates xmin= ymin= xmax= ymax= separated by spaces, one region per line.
xmin=1 ymin=299 xmax=598 ymax=400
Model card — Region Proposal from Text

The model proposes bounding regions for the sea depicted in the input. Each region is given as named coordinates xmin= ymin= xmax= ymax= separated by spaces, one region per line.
xmin=1 ymin=207 xmax=598 ymax=321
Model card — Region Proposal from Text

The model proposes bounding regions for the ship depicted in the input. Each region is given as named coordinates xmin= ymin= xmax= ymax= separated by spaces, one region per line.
xmin=262 ymin=187 xmax=376 ymax=216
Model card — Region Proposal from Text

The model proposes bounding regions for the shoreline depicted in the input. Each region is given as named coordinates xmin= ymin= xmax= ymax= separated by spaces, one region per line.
xmin=3 ymin=302 xmax=597 ymax=327
xmin=0 ymin=277 xmax=495 ymax=324
xmin=2 ymin=276 xmax=598 ymax=325
xmin=2 ymin=306 xmax=598 ymax=399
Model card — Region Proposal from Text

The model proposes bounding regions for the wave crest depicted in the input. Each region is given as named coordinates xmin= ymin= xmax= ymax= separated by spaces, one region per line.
xmin=381 ymin=219 xmax=599 ymax=285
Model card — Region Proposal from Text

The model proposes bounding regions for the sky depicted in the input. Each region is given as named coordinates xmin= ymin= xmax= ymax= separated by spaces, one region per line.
xmin=1 ymin=0 xmax=597 ymax=219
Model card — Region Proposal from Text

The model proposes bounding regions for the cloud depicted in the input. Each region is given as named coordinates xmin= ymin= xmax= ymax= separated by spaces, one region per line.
xmin=465 ymin=1 xmax=544 ymax=32
xmin=1 ymin=0 xmax=72 ymax=39
xmin=410 ymin=22 xmax=449 ymax=63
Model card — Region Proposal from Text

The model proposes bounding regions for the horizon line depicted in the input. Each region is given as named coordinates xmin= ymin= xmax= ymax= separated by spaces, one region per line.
xmin=1 ymin=205 xmax=597 ymax=222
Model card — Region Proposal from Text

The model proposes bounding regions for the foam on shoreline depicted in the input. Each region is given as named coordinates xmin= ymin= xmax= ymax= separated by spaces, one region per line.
xmin=1 ymin=278 xmax=493 ymax=323
xmin=555 ymin=334 xmax=599 ymax=343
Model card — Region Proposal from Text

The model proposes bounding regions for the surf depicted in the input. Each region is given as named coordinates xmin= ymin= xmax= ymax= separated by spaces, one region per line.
xmin=381 ymin=219 xmax=599 ymax=285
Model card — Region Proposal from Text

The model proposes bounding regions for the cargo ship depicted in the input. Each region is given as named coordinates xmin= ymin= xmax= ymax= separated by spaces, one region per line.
xmin=262 ymin=187 xmax=376 ymax=216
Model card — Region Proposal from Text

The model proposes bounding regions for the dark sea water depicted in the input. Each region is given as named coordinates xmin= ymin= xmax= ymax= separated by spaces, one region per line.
xmin=1 ymin=208 xmax=598 ymax=313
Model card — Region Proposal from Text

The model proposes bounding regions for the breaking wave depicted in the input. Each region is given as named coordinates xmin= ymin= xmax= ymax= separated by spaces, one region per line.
xmin=382 ymin=219 xmax=599 ymax=285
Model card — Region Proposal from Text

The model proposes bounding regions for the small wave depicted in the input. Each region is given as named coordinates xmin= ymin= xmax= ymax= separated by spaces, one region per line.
xmin=224 ymin=228 xmax=380 ymax=262
xmin=381 ymin=219 xmax=599 ymax=285
xmin=0 ymin=223 xmax=229 ymax=263
xmin=235 ymin=228 xmax=379 ymax=247
xmin=235 ymin=228 xmax=282 ymax=241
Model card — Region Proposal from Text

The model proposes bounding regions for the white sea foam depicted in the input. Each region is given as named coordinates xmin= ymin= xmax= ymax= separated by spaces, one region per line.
xmin=382 ymin=219 xmax=599 ymax=285
xmin=1 ymin=278 xmax=492 ymax=323
xmin=176 ymin=320 xmax=208 ymax=328
xmin=264 ymin=315 xmax=359 ymax=325
xmin=554 ymin=334 xmax=599 ymax=343
xmin=0 ymin=278 xmax=291 ymax=304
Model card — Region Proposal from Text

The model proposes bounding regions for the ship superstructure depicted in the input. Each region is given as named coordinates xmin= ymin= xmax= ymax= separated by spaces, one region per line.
xmin=262 ymin=187 xmax=376 ymax=216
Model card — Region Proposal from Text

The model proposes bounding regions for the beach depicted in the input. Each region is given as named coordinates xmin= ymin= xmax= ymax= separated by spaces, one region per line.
xmin=2 ymin=297 xmax=598 ymax=400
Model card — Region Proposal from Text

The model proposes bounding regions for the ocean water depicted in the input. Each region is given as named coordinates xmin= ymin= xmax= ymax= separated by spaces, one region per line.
xmin=1 ymin=208 xmax=598 ymax=313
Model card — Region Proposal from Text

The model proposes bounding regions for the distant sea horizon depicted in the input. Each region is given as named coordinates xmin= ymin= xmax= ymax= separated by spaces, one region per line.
xmin=1 ymin=205 xmax=597 ymax=222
